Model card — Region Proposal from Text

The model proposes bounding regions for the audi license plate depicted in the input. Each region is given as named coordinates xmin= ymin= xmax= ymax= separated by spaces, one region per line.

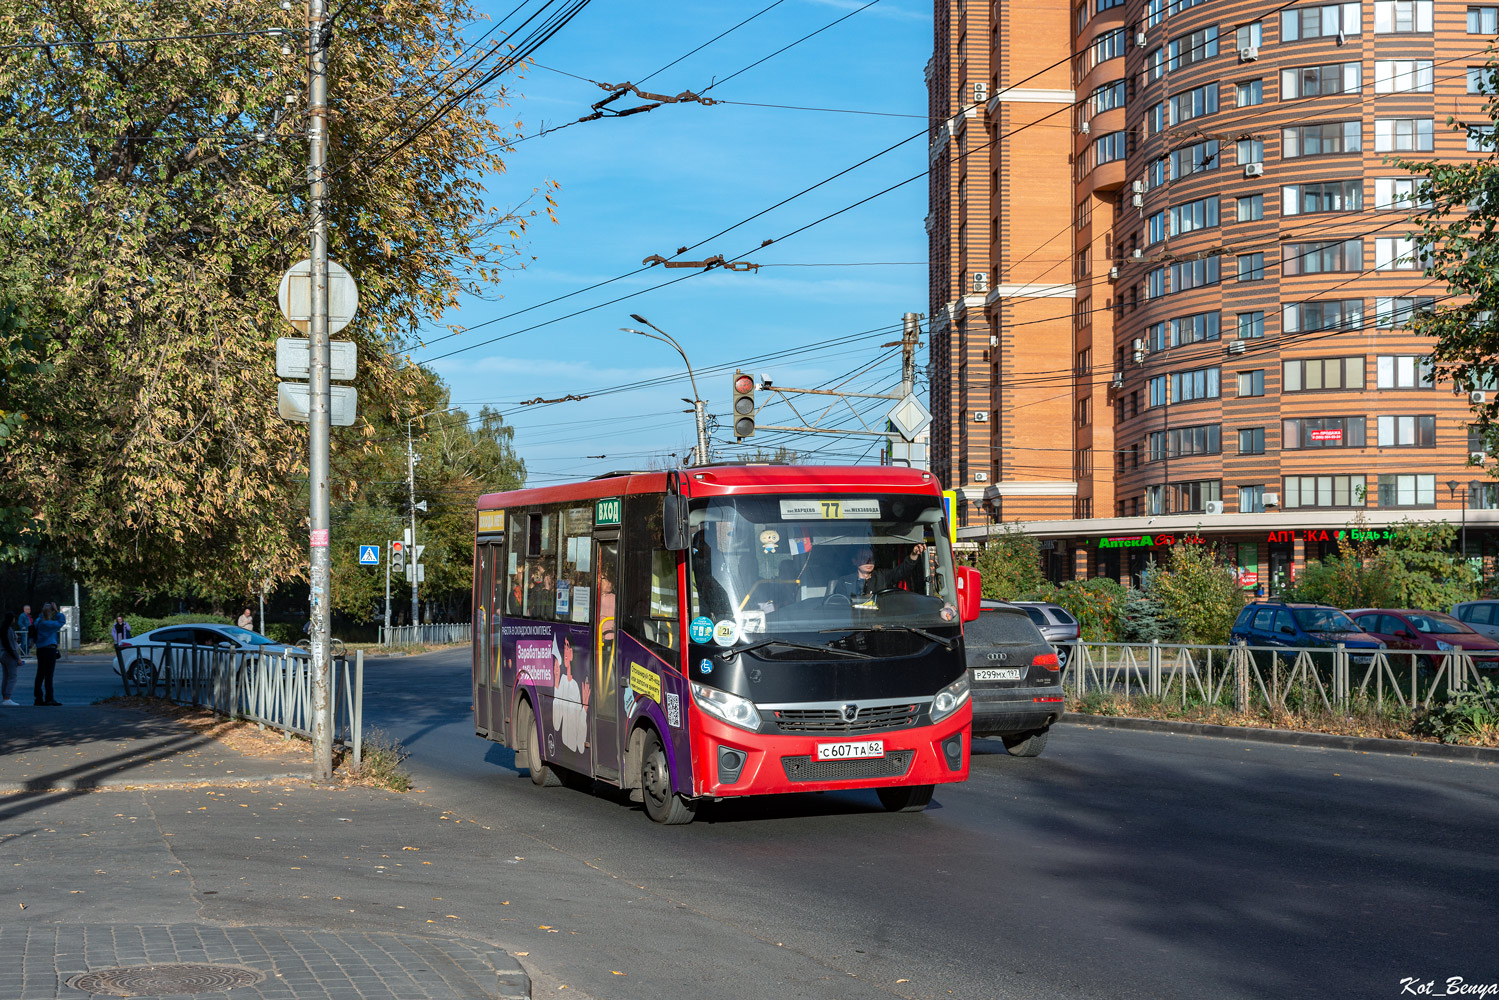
xmin=816 ymin=740 xmax=885 ymax=761
xmin=974 ymin=668 xmax=1022 ymax=681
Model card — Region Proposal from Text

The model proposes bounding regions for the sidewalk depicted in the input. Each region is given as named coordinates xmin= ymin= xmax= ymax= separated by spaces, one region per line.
xmin=0 ymin=703 xmax=530 ymax=1000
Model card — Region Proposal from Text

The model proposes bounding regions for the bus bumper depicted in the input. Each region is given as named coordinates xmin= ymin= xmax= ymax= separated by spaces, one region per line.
xmin=692 ymin=703 xmax=971 ymax=798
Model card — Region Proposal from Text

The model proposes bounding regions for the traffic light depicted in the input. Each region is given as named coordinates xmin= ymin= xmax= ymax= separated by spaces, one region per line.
xmin=391 ymin=541 xmax=405 ymax=574
xmin=732 ymin=370 xmax=756 ymax=439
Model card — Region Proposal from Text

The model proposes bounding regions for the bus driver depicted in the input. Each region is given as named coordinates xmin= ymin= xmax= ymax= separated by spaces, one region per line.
xmin=828 ymin=543 xmax=928 ymax=601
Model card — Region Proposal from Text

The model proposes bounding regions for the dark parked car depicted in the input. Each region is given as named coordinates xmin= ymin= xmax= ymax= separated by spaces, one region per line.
xmin=1451 ymin=601 xmax=1499 ymax=642
xmin=1229 ymin=602 xmax=1385 ymax=662
xmin=965 ymin=603 xmax=1064 ymax=756
xmin=1347 ymin=609 xmax=1499 ymax=669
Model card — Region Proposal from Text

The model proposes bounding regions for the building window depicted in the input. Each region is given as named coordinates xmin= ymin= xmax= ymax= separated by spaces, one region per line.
xmin=1166 ymin=26 xmax=1219 ymax=72
xmin=1149 ymin=424 xmax=1221 ymax=460
xmin=1283 ymin=356 xmax=1365 ymax=392
xmin=1375 ymin=0 xmax=1433 ymax=31
xmin=1153 ymin=480 xmax=1221 ymax=514
xmin=1236 ymin=138 xmax=1264 ymax=166
xmin=1143 ymin=47 xmax=1165 ymax=83
xmin=1375 ymin=296 xmax=1435 ymax=328
xmin=1171 ymin=366 xmax=1221 ymax=403
xmin=1469 ymin=67 xmax=1499 ymax=95
xmin=1145 ymin=102 xmax=1166 ymax=135
xmin=1089 ymin=131 xmax=1129 ymax=170
xmin=1283 ymin=239 xmax=1362 ymax=275
xmin=1374 ymin=177 xmax=1430 ymax=209
xmin=1281 ymin=3 xmax=1361 ymax=41
xmin=1284 ymin=475 xmax=1363 ymax=508
xmin=1239 ymin=427 xmax=1266 ymax=454
xmin=1283 ymin=299 xmax=1364 ymax=333
xmin=1237 ymin=79 xmax=1264 ymax=107
xmin=1374 ymin=118 xmax=1434 ymax=152
xmin=1146 ymin=267 xmax=1165 ymax=298
xmin=1284 ymin=416 xmax=1366 ymax=448
xmin=1167 ymin=85 xmax=1219 ymax=125
xmin=1377 ymin=415 xmax=1436 ymax=447
xmin=1237 ymin=252 xmax=1266 ymax=281
xmin=1169 ymin=139 xmax=1220 ymax=178
xmin=1239 ymin=485 xmax=1266 ymax=513
xmin=1096 ymin=0 xmax=1124 ymax=12
xmin=1378 ymin=474 xmax=1435 ymax=507
xmin=1375 ymin=354 xmax=1435 ymax=389
xmin=1237 ymin=311 xmax=1265 ymax=339
xmin=1375 ymin=60 xmax=1434 ymax=93
xmin=1076 ymin=1 xmax=1089 ymax=33
xmin=1281 ymin=63 xmax=1361 ymax=99
xmin=1467 ymin=6 xmax=1498 ymax=33
xmin=1088 ymin=80 xmax=1127 ymax=118
xmin=1282 ymin=181 xmax=1362 ymax=216
xmin=1146 ymin=0 xmax=1210 ymax=28
xmin=1092 ymin=28 xmax=1127 ymax=68
xmin=1467 ymin=125 xmax=1497 ymax=153
xmin=1168 ymin=311 xmax=1221 ymax=346
xmin=1237 ymin=370 xmax=1266 ymax=397
xmin=1235 ymin=22 xmax=1263 ymax=48
xmin=1375 ymin=237 xmax=1429 ymax=270
xmin=1169 ymin=256 xmax=1221 ymax=292
xmin=1236 ymin=193 xmax=1264 ymax=221
xmin=1077 ymin=197 xmax=1092 ymax=230
xmin=1149 ymin=375 xmax=1168 ymax=407
xmin=1282 ymin=121 xmax=1362 ymax=158
xmin=1168 ymin=196 xmax=1219 ymax=235
xmin=1147 ymin=209 xmax=1167 ymax=244
xmin=1146 ymin=157 xmax=1168 ymax=190
xmin=1075 ymin=447 xmax=1094 ymax=477
xmin=1076 ymin=347 xmax=1092 ymax=374
xmin=1147 ymin=320 xmax=1168 ymax=352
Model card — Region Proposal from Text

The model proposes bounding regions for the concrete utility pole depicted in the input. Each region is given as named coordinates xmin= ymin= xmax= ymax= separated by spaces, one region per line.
xmin=407 ymin=423 xmax=419 ymax=626
xmin=900 ymin=311 xmax=920 ymax=398
xmin=306 ymin=0 xmax=334 ymax=781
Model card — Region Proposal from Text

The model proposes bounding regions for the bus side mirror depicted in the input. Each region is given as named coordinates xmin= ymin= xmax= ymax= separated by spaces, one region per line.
xmin=955 ymin=566 xmax=981 ymax=622
xmin=662 ymin=493 xmax=689 ymax=551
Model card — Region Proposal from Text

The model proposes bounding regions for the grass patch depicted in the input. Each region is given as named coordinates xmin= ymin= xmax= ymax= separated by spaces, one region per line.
xmin=353 ymin=728 xmax=411 ymax=791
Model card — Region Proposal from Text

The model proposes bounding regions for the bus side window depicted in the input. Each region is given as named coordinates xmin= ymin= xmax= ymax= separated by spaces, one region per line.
xmin=622 ymin=493 xmax=680 ymax=656
xmin=505 ymin=514 xmax=526 ymax=616
xmin=561 ymin=506 xmax=592 ymax=623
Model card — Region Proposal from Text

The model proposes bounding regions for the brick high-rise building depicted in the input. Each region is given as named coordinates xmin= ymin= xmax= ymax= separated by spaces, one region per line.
xmin=930 ymin=0 xmax=1499 ymax=589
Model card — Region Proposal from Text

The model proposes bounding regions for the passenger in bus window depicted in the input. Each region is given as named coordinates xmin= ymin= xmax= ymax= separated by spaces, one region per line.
xmin=827 ymin=544 xmax=928 ymax=600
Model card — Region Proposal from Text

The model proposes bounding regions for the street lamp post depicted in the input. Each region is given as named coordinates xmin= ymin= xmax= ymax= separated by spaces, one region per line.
xmin=621 ymin=314 xmax=709 ymax=465
xmin=1448 ymin=480 xmax=1471 ymax=559
xmin=404 ymin=405 xmax=465 ymax=630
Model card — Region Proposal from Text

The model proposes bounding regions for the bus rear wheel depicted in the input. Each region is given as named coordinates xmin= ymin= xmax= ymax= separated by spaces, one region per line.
xmin=517 ymin=700 xmax=560 ymax=787
xmin=640 ymin=731 xmax=695 ymax=825
xmin=876 ymin=783 xmax=934 ymax=813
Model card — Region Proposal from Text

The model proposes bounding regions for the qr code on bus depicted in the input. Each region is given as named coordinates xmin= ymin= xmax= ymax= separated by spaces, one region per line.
xmin=665 ymin=692 xmax=681 ymax=728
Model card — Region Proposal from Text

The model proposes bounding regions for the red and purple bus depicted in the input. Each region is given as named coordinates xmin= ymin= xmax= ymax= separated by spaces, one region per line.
xmin=471 ymin=465 xmax=980 ymax=823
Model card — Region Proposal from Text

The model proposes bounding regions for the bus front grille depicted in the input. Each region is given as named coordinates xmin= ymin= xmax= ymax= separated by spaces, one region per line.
xmin=772 ymin=704 xmax=920 ymax=734
xmin=780 ymin=751 xmax=914 ymax=783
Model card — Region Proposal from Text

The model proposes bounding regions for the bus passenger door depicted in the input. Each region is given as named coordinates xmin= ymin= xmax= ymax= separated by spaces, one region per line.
xmin=475 ymin=543 xmax=497 ymax=735
xmin=592 ymin=538 xmax=621 ymax=782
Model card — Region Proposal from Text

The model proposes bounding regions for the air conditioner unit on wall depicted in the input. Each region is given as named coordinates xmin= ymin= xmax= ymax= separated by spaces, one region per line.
xmin=972 ymin=272 xmax=989 ymax=293
xmin=1204 ymin=500 xmax=1225 ymax=515
xmin=1244 ymin=163 xmax=1265 ymax=178
xmin=1471 ymin=451 xmax=1488 ymax=464
xmin=1111 ymin=371 xmax=1125 ymax=388
xmin=1131 ymin=193 xmax=1143 ymax=207
xmin=1080 ymin=120 xmax=1091 ymax=134
xmin=1263 ymin=492 xmax=1280 ymax=507
xmin=1136 ymin=31 xmax=1148 ymax=46
xmin=973 ymin=472 xmax=990 ymax=482
xmin=974 ymin=411 xmax=990 ymax=422
xmin=1109 ymin=265 xmax=1120 ymax=280
xmin=1472 ymin=390 xmax=1489 ymax=404
xmin=1227 ymin=341 xmax=1247 ymax=354
xmin=1239 ymin=46 xmax=1259 ymax=62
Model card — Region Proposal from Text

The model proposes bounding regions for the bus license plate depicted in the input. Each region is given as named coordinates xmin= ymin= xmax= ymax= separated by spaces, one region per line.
xmin=974 ymin=668 xmax=1022 ymax=681
xmin=816 ymin=740 xmax=885 ymax=761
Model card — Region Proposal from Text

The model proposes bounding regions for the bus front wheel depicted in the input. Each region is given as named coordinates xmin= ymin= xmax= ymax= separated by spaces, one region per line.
xmin=876 ymin=783 xmax=934 ymax=813
xmin=517 ymin=700 xmax=560 ymax=787
xmin=640 ymin=731 xmax=696 ymax=825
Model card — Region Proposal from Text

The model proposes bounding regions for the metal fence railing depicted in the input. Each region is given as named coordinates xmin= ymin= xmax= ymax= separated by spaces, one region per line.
xmin=1060 ymin=641 xmax=1492 ymax=714
xmin=379 ymin=622 xmax=470 ymax=647
xmin=114 ymin=643 xmax=364 ymax=765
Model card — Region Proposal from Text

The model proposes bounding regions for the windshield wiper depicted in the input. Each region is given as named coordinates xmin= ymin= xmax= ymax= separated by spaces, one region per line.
xmin=721 ymin=638 xmax=874 ymax=660
xmin=820 ymin=624 xmax=956 ymax=651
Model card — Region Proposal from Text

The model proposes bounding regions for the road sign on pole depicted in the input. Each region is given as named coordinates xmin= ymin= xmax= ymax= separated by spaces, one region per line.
xmin=358 ymin=545 xmax=379 ymax=566
xmin=277 ymin=337 xmax=358 ymax=381
xmin=278 ymin=258 xmax=360 ymax=335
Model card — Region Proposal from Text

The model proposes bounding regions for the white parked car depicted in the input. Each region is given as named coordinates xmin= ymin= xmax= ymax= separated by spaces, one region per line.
xmin=115 ymin=623 xmax=297 ymax=682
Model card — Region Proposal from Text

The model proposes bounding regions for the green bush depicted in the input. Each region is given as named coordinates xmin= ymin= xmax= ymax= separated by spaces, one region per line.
xmin=120 ymin=612 xmax=231 ymax=638
xmin=1119 ymin=588 xmax=1170 ymax=643
xmin=973 ymin=525 xmax=1047 ymax=600
xmin=1029 ymin=577 xmax=1128 ymax=642
xmin=1412 ymin=679 xmax=1499 ymax=745
xmin=261 ymin=621 xmax=301 ymax=644
xmin=1148 ymin=544 xmax=1244 ymax=645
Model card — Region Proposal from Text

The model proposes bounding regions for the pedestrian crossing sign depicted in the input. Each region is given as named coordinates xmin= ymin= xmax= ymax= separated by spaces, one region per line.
xmin=359 ymin=544 xmax=380 ymax=566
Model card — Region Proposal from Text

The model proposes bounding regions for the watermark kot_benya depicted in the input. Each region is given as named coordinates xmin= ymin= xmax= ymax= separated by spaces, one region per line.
xmin=1401 ymin=977 xmax=1499 ymax=998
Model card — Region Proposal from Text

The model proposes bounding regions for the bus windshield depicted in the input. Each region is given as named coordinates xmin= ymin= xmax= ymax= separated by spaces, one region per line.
xmin=687 ymin=493 xmax=957 ymax=635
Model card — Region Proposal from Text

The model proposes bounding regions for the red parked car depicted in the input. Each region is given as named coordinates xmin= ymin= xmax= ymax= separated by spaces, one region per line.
xmin=1346 ymin=609 xmax=1499 ymax=669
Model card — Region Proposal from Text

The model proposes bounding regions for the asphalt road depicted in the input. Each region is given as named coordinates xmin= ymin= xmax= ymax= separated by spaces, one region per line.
xmin=57 ymin=649 xmax=1499 ymax=999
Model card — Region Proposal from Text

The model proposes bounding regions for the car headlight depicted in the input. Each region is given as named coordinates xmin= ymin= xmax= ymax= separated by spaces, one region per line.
xmin=690 ymin=682 xmax=762 ymax=732
xmin=930 ymin=674 xmax=971 ymax=724
xmin=1436 ymin=640 xmax=1454 ymax=651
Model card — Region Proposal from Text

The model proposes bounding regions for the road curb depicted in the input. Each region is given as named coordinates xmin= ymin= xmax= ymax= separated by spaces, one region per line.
xmin=1061 ymin=712 xmax=1499 ymax=762
xmin=0 ymin=772 xmax=314 ymax=794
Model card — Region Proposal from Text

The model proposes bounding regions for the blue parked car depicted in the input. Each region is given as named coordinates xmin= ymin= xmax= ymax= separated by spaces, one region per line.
xmin=1229 ymin=601 xmax=1385 ymax=663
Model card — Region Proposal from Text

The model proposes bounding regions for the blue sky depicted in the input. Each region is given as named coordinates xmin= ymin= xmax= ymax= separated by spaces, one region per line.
xmin=414 ymin=0 xmax=934 ymax=484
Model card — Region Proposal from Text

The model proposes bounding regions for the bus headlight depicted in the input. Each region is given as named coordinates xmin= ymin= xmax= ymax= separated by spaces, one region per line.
xmin=930 ymin=674 xmax=970 ymax=723
xmin=690 ymin=682 xmax=762 ymax=733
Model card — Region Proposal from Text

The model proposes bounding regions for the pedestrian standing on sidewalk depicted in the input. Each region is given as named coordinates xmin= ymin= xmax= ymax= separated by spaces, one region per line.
xmin=110 ymin=614 xmax=132 ymax=645
xmin=17 ymin=604 xmax=32 ymax=656
xmin=0 ymin=612 xmax=21 ymax=706
xmin=32 ymin=603 xmax=64 ymax=706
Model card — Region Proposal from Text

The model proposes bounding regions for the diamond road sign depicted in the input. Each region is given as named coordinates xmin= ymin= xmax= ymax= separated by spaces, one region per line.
xmin=358 ymin=545 xmax=380 ymax=566
xmin=886 ymin=392 xmax=933 ymax=442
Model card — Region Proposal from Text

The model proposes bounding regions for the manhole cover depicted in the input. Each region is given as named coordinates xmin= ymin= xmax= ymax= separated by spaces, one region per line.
xmin=69 ymin=964 xmax=266 ymax=996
